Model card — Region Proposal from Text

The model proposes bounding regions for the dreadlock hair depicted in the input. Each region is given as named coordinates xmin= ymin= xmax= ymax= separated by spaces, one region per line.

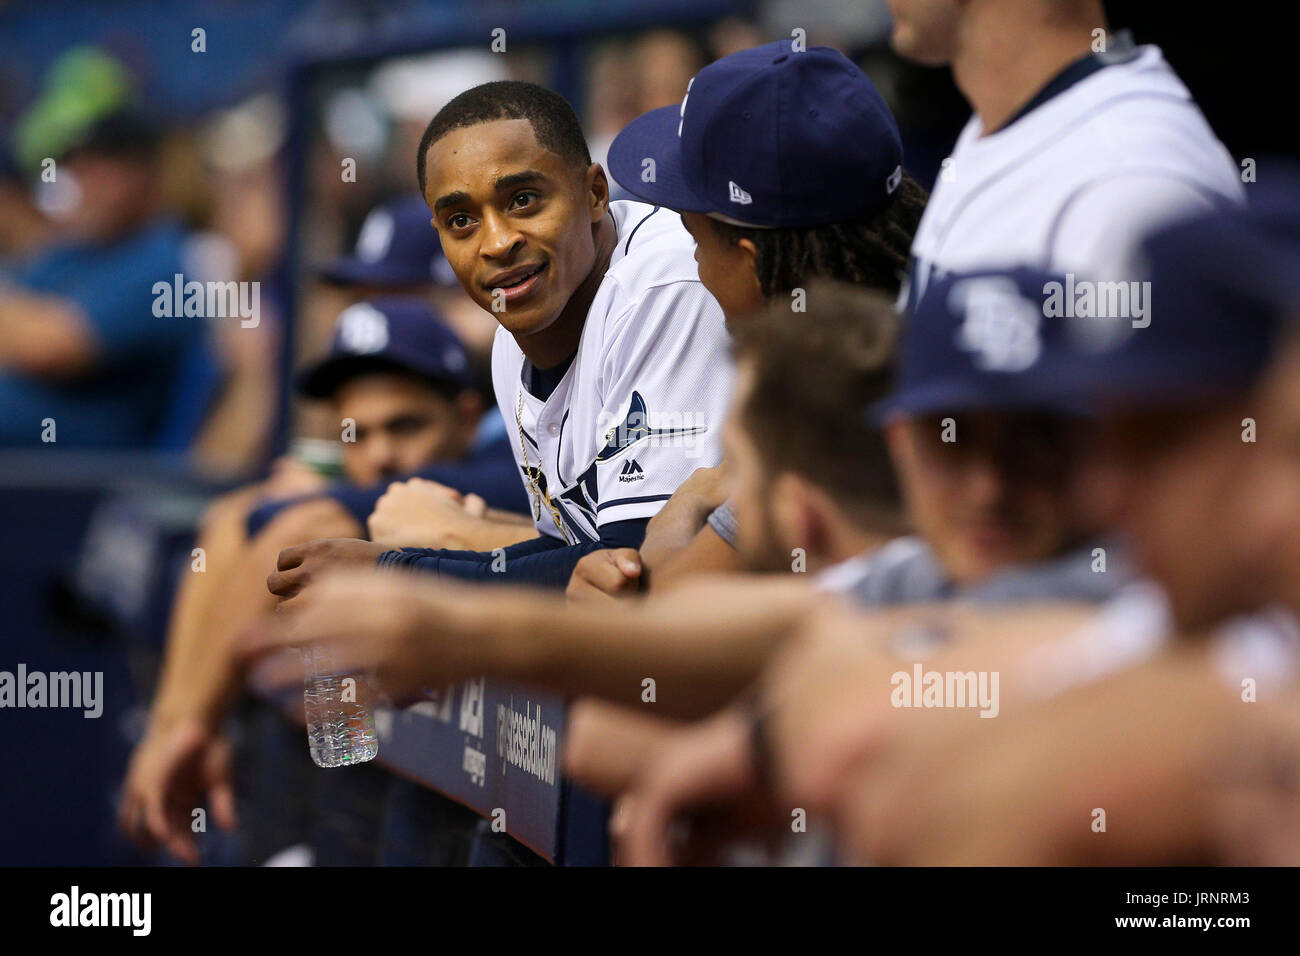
xmin=708 ymin=170 xmax=928 ymax=299
xmin=417 ymin=81 xmax=592 ymax=195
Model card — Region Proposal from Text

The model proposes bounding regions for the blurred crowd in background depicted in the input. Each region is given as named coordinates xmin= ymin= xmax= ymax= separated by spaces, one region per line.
xmin=5 ymin=0 xmax=1270 ymax=474
xmin=0 ymin=0 xmax=967 ymax=476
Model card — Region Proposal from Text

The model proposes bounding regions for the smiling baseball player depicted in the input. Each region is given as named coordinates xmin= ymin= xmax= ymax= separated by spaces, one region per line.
xmin=363 ymin=80 xmax=732 ymax=586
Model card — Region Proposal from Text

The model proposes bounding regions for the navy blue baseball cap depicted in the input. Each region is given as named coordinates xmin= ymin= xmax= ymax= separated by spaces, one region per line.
xmin=319 ymin=194 xmax=458 ymax=288
xmin=298 ymin=298 xmax=473 ymax=399
xmin=874 ymin=268 xmax=1088 ymax=421
xmin=607 ymin=39 xmax=903 ymax=228
xmin=1047 ymin=173 xmax=1300 ymax=407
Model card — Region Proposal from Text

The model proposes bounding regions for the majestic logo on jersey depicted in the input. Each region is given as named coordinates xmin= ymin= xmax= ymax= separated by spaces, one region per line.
xmin=950 ymin=277 xmax=1042 ymax=372
xmin=617 ymin=459 xmax=645 ymax=483
xmin=595 ymin=391 xmax=708 ymax=462
xmin=728 ymin=181 xmax=753 ymax=205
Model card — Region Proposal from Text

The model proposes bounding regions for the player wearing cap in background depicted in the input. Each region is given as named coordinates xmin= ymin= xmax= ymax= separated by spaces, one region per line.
xmin=887 ymin=0 xmax=1242 ymax=304
xmin=121 ymin=297 xmax=517 ymax=864
xmin=622 ymin=180 xmax=1300 ymax=866
xmin=568 ymin=38 xmax=927 ymax=601
xmin=317 ymin=193 xmax=500 ymax=385
xmin=266 ymin=79 xmax=732 ymax=597
xmin=243 ymin=192 xmax=538 ymax=867
xmin=253 ymin=194 xmax=533 ymax=554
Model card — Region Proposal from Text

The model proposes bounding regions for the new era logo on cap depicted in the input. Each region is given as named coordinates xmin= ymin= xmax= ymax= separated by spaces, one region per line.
xmin=950 ymin=277 xmax=1043 ymax=373
xmin=728 ymin=181 xmax=753 ymax=205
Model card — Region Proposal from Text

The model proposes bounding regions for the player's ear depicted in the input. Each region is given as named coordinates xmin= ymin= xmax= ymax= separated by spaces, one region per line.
xmin=882 ymin=418 xmax=912 ymax=471
xmin=735 ymin=236 xmax=759 ymax=271
xmin=734 ymin=236 xmax=763 ymax=299
xmin=585 ymin=163 xmax=610 ymax=223
xmin=770 ymin=471 xmax=819 ymax=558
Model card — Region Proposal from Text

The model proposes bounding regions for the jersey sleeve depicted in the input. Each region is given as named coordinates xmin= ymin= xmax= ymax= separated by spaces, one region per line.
xmin=1047 ymin=172 xmax=1239 ymax=282
xmin=705 ymin=498 xmax=740 ymax=549
xmin=591 ymin=280 xmax=732 ymax=528
xmin=375 ymin=519 xmax=647 ymax=589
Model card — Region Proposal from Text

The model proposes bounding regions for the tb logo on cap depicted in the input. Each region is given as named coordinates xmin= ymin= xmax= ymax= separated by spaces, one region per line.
xmin=950 ymin=277 xmax=1042 ymax=372
xmin=338 ymin=303 xmax=390 ymax=354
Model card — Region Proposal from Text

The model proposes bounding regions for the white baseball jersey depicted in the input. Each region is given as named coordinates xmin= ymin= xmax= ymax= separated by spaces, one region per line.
xmin=905 ymin=43 xmax=1244 ymax=308
xmin=490 ymin=200 xmax=732 ymax=544
xmin=1019 ymin=582 xmax=1300 ymax=698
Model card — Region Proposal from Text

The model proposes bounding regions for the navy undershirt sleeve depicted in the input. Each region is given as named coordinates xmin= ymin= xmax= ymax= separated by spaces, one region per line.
xmin=245 ymin=426 xmax=527 ymax=539
xmin=376 ymin=518 xmax=649 ymax=589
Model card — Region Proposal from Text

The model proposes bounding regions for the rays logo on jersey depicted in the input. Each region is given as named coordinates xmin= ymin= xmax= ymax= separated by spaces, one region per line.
xmin=950 ymin=276 xmax=1043 ymax=372
xmin=528 ymin=391 xmax=710 ymax=542
xmin=595 ymin=390 xmax=709 ymax=462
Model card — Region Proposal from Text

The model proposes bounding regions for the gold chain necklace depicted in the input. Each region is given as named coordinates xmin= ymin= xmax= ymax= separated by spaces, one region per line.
xmin=515 ymin=385 xmax=574 ymax=545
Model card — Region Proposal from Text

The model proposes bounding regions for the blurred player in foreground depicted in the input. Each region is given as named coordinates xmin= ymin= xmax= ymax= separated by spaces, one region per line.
xmin=622 ymin=180 xmax=1300 ymax=865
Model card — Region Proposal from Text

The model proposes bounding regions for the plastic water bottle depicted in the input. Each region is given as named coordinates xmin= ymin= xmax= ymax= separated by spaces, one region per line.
xmin=302 ymin=645 xmax=378 ymax=769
